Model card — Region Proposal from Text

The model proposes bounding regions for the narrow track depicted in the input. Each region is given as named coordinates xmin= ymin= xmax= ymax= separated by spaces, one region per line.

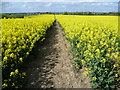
xmin=24 ymin=21 xmax=91 ymax=88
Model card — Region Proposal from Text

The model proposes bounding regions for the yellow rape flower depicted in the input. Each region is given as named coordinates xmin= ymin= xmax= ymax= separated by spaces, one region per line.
xmin=26 ymin=52 xmax=29 ymax=55
xmin=96 ymin=49 xmax=100 ymax=54
xmin=22 ymin=72 xmax=26 ymax=76
xmin=12 ymin=83 xmax=15 ymax=87
xmin=10 ymin=72 xmax=14 ymax=76
xmin=3 ymin=56 xmax=8 ymax=61
xmin=113 ymin=64 xmax=119 ymax=68
xmin=75 ymin=64 xmax=79 ymax=69
xmin=106 ymin=53 xmax=110 ymax=57
xmin=115 ymin=74 xmax=118 ymax=77
xmin=92 ymin=77 xmax=97 ymax=81
xmin=94 ymin=66 xmax=97 ymax=69
xmin=19 ymin=58 xmax=23 ymax=62
xmin=81 ymin=60 xmax=86 ymax=65
xmin=83 ymin=71 xmax=89 ymax=77
xmin=10 ymin=53 xmax=14 ymax=58
xmin=77 ymin=44 xmax=80 ymax=48
xmin=15 ymin=69 xmax=19 ymax=74
xmin=2 ymin=83 xmax=8 ymax=87
xmin=85 ymin=68 xmax=89 ymax=71
xmin=100 ymin=58 xmax=106 ymax=63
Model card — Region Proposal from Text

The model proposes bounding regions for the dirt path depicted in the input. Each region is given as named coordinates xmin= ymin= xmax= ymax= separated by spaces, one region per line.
xmin=24 ymin=21 xmax=91 ymax=88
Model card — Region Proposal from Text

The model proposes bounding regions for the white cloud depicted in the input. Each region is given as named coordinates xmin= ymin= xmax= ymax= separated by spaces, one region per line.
xmin=22 ymin=4 xmax=27 ymax=7
xmin=91 ymin=2 xmax=114 ymax=5
xmin=21 ymin=4 xmax=31 ymax=9
xmin=45 ymin=2 xmax=52 ymax=7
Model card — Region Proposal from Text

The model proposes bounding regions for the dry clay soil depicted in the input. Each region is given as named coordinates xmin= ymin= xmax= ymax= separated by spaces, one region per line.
xmin=24 ymin=21 xmax=91 ymax=88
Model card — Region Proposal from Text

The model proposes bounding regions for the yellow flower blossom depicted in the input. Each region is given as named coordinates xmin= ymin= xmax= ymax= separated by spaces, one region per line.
xmin=2 ymin=83 xmax=8 ymax=87
xmin=115 ymin=74 xmax=118 ymax=77
xmin=92 ymin=77 xmax=97 ymax=81
xmin=81 ymin=60 xmax=86 ymax=65
xmin=113 ymin=64 xmax=119 ymax=68
xmin=84 ymin=71 xmax=89 ymax=77
xmin=15 ymin=69 xmax=19 ymax=74
xmin=100 ymin=59 xmax=106 ymax=63
xmin=10 ymin=72 xmax=14 ymax=76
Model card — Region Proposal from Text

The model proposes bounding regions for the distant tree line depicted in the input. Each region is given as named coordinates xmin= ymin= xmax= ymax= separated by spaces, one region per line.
xmin=0 ymin=12 xmax=119 ymax=19
xmin=63 ymin=12 xmax=119 ymax=16
xmin=0 ymin=13 xmax=55 ymax=19
xmin=0 ymin=13 xmax=29 ymax=19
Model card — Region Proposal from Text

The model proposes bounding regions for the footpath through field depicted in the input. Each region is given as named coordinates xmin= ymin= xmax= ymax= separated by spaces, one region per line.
xmin=24 ymin=21 xmax=91 ymax=88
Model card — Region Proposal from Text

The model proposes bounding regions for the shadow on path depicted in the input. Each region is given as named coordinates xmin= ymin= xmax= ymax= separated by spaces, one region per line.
xmin=24 ymin=21 xmax=59 ymax=88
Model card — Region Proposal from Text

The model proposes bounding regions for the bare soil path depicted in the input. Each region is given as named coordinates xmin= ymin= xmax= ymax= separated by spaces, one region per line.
xmin=24 ymin=21 xmax=91 ymax=88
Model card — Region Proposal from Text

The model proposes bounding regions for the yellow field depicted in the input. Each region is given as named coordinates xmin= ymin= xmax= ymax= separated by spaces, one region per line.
xmin=57 ymin=15 xmax=119 ymax=89
xmin=1 ymin=15 xmax=120 ymax=89
xmin=2 ymin=15 xmax=54 ymax=88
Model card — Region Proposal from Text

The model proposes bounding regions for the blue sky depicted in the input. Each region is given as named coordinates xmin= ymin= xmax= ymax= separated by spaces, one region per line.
xmin=1 ymin=0 xmax=120 ymax=2
xmin=1 ymin=0 xmax=119 ymax=13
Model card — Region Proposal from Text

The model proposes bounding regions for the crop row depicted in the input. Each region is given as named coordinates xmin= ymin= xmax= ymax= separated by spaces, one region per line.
xmin=57 ymin=15 xmax=120 ymax=89
xmin=2 ymin=15 xmax=54 ymax=88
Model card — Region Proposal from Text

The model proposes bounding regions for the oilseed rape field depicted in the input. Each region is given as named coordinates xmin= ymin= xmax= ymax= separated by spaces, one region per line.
xmin=57 ymin=15 xmax=120 ymax=89
xmin=2 ymin=15 xmax=54 ymax=88
xmin=1 ymin=14 xmax=120 ymax=89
